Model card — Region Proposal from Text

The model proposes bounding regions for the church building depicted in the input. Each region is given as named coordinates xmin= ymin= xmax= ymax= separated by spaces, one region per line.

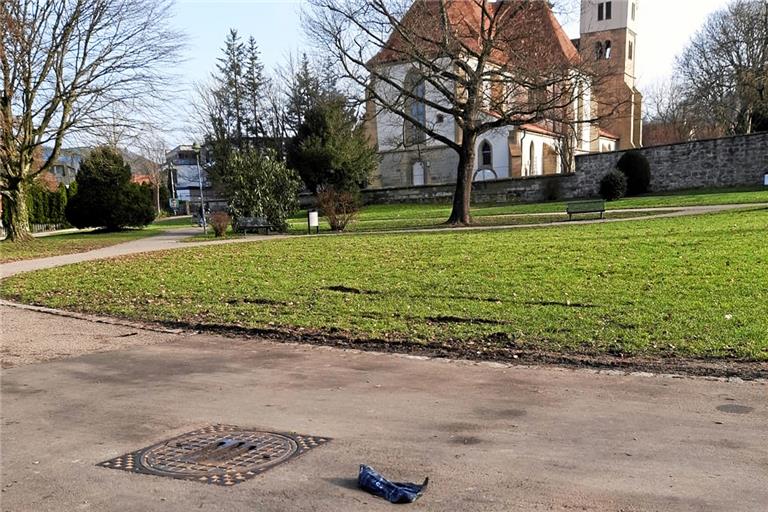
xmin=364 ymin=0 xmax=643 ymax=189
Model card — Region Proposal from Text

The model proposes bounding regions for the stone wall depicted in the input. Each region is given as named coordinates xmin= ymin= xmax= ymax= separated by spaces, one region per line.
xmin=573 ymin=131 xmax=768 ymax=194
xmin=362 ymin=175 xmax=567 ymax=205
xmin=377 ymin=146 xmax=460 ymax=188
xmin=362 ymin=132 xmax=768 ymax=205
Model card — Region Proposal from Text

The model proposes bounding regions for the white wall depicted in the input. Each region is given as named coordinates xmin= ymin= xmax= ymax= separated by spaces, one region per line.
xmin=598 ymin=137 xmax=618 ymax=152
xmin=520 ymin=132 xmax=560 ymax=177
xmin=374 ymin=61 xmax=457 ymax=151
xmin=475 ymin=128 xmax=511 ymax=180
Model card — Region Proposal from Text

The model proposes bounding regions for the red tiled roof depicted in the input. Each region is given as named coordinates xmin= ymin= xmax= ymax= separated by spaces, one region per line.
xmin=520 ymin=123 xmax=558 ymax=137
xmin=131 ymin=174 xmax=154 ymax=185
xmin=368 ymin=0 xmax=580 ymax=70
xmin=598 ymin=128 xmax=620 ymax=140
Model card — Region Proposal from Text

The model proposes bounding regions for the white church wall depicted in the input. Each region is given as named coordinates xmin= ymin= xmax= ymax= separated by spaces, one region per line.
xmin=520 ymin=132 xmax=559 ymax=177
xmin=374 ymin=61 xmax=456 ymax=152
xmin=475 ymin=128 xmax=510 ymax=180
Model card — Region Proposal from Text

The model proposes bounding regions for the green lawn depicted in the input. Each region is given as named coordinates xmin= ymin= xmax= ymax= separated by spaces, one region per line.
xmin=0 ymin=216 xmax=193 ymax=263
xmin=4 ymin=208 xmax=766 ymax=361
xmin=188 ymin=211 xmax=651 ymax=240
xmin=287 ymin=187 xmax=768 ymax=233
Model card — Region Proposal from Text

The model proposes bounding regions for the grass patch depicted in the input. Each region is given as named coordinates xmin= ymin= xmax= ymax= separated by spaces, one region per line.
xmin=151 ymin=216 xmax=195 ymax=229
xmin=287 ymin=186 xmax=768 ymax=233
xmin=182 ymin=226 xmax=247 ymax=242
xmin=287 ymin=210 xmax=656 ymax=234
xmin=3 ymin=208 xmax=766 ymax=361
xmin=0 ymin=216 xmax=194 ymax=263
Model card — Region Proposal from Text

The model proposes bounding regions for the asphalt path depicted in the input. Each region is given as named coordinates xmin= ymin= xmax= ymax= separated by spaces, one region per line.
xmin=1 ymin=304 xmax=766 ymax=511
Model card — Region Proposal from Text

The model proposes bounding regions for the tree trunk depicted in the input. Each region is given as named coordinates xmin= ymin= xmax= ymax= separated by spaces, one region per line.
xmin=4 ymin=180 xmax=34 ymax=242
xmin=447 ymin=132 xmax=477 ymax=225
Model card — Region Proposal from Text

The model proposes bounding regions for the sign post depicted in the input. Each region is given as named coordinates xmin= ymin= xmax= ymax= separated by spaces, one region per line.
xmin=308 ymin=210 xmax=319 ymax=234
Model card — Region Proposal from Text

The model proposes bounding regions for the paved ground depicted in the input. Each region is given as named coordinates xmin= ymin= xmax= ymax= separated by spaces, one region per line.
xmin=0 ymin=228 xmax=281 ymax=279
xmin=1 ymin=304 xmax=767 ymax=511
xmin=2 ymin=204 xmax=767 ymax=511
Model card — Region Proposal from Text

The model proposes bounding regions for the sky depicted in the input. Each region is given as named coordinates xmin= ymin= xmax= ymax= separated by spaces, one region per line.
xmin=167 ymin=0 xmax=730 ymax=146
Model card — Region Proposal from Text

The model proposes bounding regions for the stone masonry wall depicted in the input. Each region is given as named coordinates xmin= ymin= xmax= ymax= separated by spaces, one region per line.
xmin=572 ymin=132 xmax=768 ymax=196
xmin=362 ymin=132 xmax=768 ymax=205
xmin=362 ymin=175 xmax=566 ymax=205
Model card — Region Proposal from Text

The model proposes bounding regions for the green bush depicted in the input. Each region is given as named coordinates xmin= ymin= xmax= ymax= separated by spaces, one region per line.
xmin=616 ymin=150 xmax=651 ymax=196
xmin=543 ymin=178 xmax=562 ymax=201
xmin=65 ymin=146 xmax=156 ymax=230
xmin=224 ymin=149 xmax=301 ymax=232
xmin=599 ymin=170 xmax=627 ymax=201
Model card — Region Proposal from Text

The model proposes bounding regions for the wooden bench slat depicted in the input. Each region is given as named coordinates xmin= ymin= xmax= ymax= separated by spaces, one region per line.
xmin=234 ymin=216 xmax=275 ymax=234
xmin=565 ymin=200 xmax=606 ymax=220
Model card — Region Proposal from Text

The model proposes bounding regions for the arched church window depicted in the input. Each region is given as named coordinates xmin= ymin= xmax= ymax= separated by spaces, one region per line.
xmin=403 ymin=70 xmax=426 ymax=146
xmin=479 ymin=140 xmax=492 ymax=168
xmin=595 ymin=41 xmax=604 ymax=60
xmin=604 ymin=40 xmax=612 ymax=59
xmin=473 ymin=168 xmax=497 ymax=182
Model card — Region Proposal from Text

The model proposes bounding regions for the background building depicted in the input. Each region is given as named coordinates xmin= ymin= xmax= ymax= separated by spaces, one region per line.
xmin=364 ymin=0 xmax=642 ymax=190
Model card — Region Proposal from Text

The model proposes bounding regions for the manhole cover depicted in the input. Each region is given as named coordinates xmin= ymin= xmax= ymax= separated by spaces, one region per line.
xmin=98 ymin=424 xmax=331 ymax=486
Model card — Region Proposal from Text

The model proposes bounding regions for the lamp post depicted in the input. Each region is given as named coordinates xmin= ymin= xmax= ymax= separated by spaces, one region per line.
xmin=192 ymin=142 xmax=207 ymax=234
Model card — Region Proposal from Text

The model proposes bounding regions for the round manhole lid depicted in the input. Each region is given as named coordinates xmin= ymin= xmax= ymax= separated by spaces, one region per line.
xmin=99 ymin=425 xmax=330 ymax=486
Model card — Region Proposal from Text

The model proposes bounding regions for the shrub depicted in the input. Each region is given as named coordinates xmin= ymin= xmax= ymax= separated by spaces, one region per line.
xmin=65 ymin=146 xmax=156 ymax=230
xmin=316 ymin=186 xmax=359 ymax=231
xmin=121 ymin=183 xmax=157 ymax=227
xmin=543 ymin=178 xmax=562 ymax=201
xmin=210 ymin=211 xmax=231 ymax=237
xmin=616 ymin=150 xmax=651 ymax=196
xmin=599 ymin=170 xmax=627 ymax=201
xmin=223 ymin=149 xmax=301 ymax=232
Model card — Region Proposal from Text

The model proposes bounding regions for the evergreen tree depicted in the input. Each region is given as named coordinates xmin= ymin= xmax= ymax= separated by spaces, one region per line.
xmin=286 ymin=96 xmax=377 ymax=194
xmin=65 ymin=146 xmax=156 ymax=230
xmin=199 ymin=31 xmax=299 ymax=227
xmin=243 ymin=36 xmax=265 ymax=139
xmin=215 ymin=29 xmax=246 ymax=148
xmin=286 ymin=54 xmax=325 ymax=134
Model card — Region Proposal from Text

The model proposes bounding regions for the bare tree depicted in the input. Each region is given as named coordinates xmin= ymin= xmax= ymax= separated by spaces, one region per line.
xmin=676 ymin=0 xmax=768 ymax=136
xmin=0 ymin=0 xmax=185 ymax=241
xmin=304 ymin=0 xmax=607 ymax=224
xmin=135 ymin=130 xmax=169 ymax=214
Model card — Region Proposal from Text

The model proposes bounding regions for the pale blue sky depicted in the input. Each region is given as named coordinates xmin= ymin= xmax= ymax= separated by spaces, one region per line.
xmin=167 ymin=0 xmax=729 ymax=145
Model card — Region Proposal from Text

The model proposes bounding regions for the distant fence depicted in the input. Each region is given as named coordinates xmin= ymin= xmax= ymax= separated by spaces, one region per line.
xmin=31 ymin=223 xmax=69 ymax=233
xmin=0 ymin=222 xmax=69 ymax=240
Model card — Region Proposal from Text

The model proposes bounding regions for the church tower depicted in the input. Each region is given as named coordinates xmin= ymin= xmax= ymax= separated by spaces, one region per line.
xmin=578 ymin=0 xmax=642 ymax=149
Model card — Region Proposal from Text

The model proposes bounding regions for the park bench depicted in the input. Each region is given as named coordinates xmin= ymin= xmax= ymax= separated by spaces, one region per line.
xmin=566 ymin=200 xmax=606 ymax=220
xmin=233 ymin=216 xmax=275 ymax=235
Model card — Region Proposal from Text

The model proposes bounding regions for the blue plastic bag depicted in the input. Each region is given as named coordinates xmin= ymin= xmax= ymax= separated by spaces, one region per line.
xmin=357 ymin=464 xmax=429 ymax=504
